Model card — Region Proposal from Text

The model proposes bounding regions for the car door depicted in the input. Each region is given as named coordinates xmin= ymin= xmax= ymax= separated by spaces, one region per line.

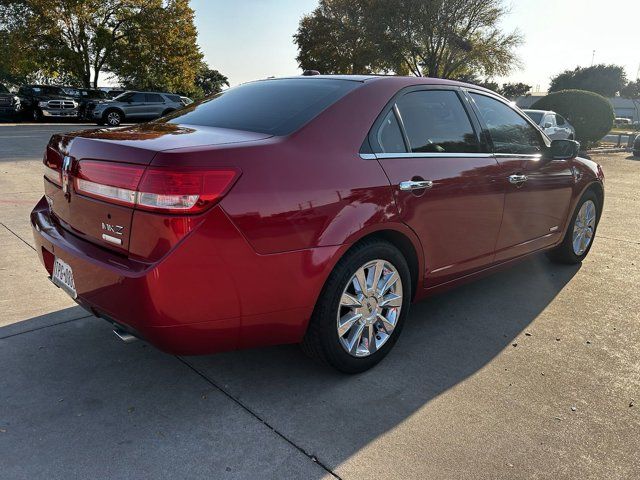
xmin=124 ymin=92 xmax=147 ymax=118
xmin=145 ymin=93 xmax=165 ymax=118
xmin=554 ymin=114 xmax=572 ymax=139
xmin=468 ymin=92 xmax=575 ymax=262
xmin=371 ymin=88 xmax=505 ymax=287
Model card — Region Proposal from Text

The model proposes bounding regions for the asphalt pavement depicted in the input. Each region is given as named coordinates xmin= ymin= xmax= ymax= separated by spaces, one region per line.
xmin=0 ymin=124 xmax=638 ymax=479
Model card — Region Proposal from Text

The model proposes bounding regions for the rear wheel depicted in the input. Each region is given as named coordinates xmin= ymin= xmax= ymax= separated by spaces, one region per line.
xmin=161 ymin=108 xmax=175 ymax=116
xmin=547 ymin=190 xmax=600 ymax=264
xmin=104 ymin=110 xmax=123 ymax=126
xmin=302 ymin=240 xmax=411 ymax=373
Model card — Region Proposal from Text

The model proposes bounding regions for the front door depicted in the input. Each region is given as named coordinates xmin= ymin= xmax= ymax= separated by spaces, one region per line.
xmin=468 ymin=92 xmax=575 ymax=261
xmin=373 ymin=88 xmax=504 ymax=287
xmin=123 ymin=92 xmax=147 ymax=118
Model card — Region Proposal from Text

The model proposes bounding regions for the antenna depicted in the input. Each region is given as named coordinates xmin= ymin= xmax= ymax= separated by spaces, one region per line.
xmin=591 ymin=50 xmax=596 ymax=66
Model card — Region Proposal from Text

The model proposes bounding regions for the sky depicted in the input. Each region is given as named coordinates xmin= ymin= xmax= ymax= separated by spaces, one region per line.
xmin=191 ymin=0 xmax=640 ymax=92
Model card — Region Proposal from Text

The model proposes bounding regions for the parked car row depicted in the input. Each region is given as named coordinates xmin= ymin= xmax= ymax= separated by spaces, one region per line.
xmin=0 ymin=83 xmax=192 ymax=125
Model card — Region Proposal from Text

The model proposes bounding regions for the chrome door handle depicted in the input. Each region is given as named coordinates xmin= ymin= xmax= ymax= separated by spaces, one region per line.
xmin=508 ymin=174 xmax=528 ymax=185
xmin=399 ymin=180 xmax=433 ymax=191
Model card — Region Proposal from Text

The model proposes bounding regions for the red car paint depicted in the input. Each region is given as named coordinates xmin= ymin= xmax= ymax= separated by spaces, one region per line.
xmin=31 ymin=76 xmax=604 ymax=355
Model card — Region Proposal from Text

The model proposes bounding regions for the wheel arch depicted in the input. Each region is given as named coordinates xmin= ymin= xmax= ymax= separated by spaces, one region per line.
xmin=585 ymin=181 xmax=604 ymax=220
xmin=335 ymin=226 xmax=423 ymax=301
xmin=102 ymin=107 xmax=125 ymax=119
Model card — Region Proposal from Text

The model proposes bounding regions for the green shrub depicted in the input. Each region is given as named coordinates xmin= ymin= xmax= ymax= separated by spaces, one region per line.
xmin=531 ymin=89 xmax=614 ymax=147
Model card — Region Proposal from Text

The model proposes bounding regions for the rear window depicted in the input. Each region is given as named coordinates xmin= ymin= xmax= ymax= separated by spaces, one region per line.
xmin=161 ymin=79 xmax=360 ymax=136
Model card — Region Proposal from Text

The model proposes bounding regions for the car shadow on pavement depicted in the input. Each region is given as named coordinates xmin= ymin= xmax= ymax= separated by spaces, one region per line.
xmin=182 ymin=253 xmax=581 ymax=473
xmin=0 ymin=254 xmax=580 ymax=478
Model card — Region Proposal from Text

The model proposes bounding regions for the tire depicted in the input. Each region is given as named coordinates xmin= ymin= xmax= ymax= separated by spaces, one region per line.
xmin=103 ymin=109 xmax=123 ymax=126
xmin=634 ymin=150 xmax=639 ymax=157
xmin=301 ymin=240 xmax=412 ymax=373
xmin=547 ymin=190 xmax=600 ymax=264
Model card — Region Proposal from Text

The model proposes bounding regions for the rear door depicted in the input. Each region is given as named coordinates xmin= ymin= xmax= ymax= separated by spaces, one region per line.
xmin=468 ymin=92 xmax=575 ymax=261
xmin=145 ymin=93 xmax=165 ymax=118
xmin=372 ymin=87 xmax=504 ymax=287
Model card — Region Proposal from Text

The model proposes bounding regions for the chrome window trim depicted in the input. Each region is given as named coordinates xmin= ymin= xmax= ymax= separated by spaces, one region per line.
xmin=361 ymin=152 xmax=494 ymax=160
xmin=494 ymin=153 xmax=543 ymax=160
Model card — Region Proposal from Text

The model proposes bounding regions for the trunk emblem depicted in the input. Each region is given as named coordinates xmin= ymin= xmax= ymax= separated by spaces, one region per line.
xmin=101 ymin=223 xmax=124 ymax=235
xmin=62 ymin=155 xmax=72 ymax=200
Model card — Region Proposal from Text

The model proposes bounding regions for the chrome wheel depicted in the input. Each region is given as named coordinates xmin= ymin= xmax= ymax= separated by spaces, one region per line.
xmin=106 ymin=112 xmax=121 ymax=126
xmin=337 ymin=259 xmax=403 ymax=358
xmin=572 ymin=200 xmax=596 ymax=256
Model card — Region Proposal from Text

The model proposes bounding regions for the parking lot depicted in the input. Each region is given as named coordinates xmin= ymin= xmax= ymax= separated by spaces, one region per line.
xmin=0 ymin=124 xmax=638 ymax=479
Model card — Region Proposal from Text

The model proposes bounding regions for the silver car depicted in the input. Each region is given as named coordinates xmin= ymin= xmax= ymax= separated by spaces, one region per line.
xmin=90 ymin=91 xmax=184 ymax=126
xmin=523 ymin=109 xmax=575 ymax=140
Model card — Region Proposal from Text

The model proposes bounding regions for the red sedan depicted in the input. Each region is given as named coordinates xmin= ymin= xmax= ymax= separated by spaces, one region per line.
xmin=31 ymin=76 xmax=604 ymax=373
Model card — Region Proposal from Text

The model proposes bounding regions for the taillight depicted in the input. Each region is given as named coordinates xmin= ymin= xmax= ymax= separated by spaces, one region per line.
xmin=43 ymin=148 xmax=62 ymax=185
xmin=74 ymin=160 xmax=240 ymax=214
xmin=136 ymin=168 xmax=240 ymax=213
xmin=75 ymin=161 xmax=144 ymax=207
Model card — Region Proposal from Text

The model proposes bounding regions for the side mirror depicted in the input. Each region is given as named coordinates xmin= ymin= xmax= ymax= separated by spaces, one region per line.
xmin=549 ymin=139 xmax=580 ymax=160
xmin=543 ymin=122 xmax=552 ymax=129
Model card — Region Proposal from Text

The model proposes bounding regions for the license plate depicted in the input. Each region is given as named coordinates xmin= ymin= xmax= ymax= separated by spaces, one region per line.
xmin=51 ymin=257 xmax=77 ymax=298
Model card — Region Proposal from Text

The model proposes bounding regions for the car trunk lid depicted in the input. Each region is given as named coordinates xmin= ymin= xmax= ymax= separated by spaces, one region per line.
xmin=43 ymin=124 xmax=270 ymax=255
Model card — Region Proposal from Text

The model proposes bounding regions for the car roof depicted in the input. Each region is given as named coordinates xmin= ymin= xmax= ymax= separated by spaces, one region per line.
xmin=264 ymin=74 xmax=502 ymax=97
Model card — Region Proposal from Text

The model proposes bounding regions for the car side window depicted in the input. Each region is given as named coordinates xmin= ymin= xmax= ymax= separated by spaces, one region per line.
xmin=470 ymin=93 xmax=543 ymax=155
xmin=146 ymin=93 xmax=164 ymax=103
xmin=396 ymin=90 xmax=480 ymax=153
xmin=130 ymin=93 xmax=146 ymax=102
xmin=544 ymin=115 xmax=556 ymax=127
xmin=556 ymin=115 xmax=566 ymax=126
xmin=377 ymin=110 xmax=407 ymax=153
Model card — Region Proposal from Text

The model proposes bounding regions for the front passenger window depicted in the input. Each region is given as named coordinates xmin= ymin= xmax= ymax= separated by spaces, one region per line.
xmin=470 ymin=93 xmax=543 ymax=155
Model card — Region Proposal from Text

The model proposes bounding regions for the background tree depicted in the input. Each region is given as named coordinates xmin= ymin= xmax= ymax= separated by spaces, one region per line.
xmin=549 ymin=64 xmax=627 ymax=97
xmin=500 ymin=82 xmax=531 ymax=99
xmin=110 ymin=0 xmax=203 ymax=94
xmin=620 ymin=80 xmax=640 ymax=99
xmin=194 ymin=63 xmax=229 ymax=97
xmin=294 ymin=0 xmax=383 ymax=74
xmin=0 ymin=0 xmax=148 ymax=87
xmin=294 ymin=0 xmax=522 ymax=79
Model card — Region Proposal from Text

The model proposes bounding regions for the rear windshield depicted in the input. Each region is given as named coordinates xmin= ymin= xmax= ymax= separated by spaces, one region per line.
xmin=524 ymin=111 xmax=544 ymax=124
xmin=160 ymin=79 xmax=360 ymax=136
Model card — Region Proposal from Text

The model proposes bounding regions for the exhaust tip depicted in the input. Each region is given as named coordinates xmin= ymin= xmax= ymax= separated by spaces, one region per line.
xmin=113 ymin=327 xmax=137 ymax=344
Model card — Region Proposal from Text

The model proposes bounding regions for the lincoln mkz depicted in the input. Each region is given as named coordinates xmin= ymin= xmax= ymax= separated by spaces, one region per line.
xmin=31 ymin=76 xmax=604 ymax=372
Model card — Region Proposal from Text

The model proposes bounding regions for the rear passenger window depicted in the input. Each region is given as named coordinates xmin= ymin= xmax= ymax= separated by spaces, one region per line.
xmin=556 ymin=115 xmax=566 ymax=126
xmin=395 ymin=90 xmax=480 ymax=153
xmin=377 ymin=110 xmax=406 ymax=153
xmin=146 ymin=93 xmax=164 ymax=103
xmin=470 ymin=93 xmax=543 ymax=155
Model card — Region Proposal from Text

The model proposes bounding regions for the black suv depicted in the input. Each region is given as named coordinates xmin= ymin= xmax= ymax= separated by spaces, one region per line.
xmin=0 ymin=84 xmax=21 ymax=118
xmin=17 ymin=85 xmax=79 ymax=121
xmin=60 ymin=87 xmax=110 ymax=119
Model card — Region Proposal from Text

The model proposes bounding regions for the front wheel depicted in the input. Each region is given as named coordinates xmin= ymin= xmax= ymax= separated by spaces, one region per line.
xmin=302 ymin=240 xmax=411 ymax=373
xmin=104 ymin=110 xmax=123 ymax=126
xmin=547 ymin=190 xmax=600 ymax=264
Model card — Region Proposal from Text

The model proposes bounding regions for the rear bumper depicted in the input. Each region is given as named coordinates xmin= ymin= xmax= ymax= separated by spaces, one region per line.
xmin=31 ymin=197 xmax=342 ymax=355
